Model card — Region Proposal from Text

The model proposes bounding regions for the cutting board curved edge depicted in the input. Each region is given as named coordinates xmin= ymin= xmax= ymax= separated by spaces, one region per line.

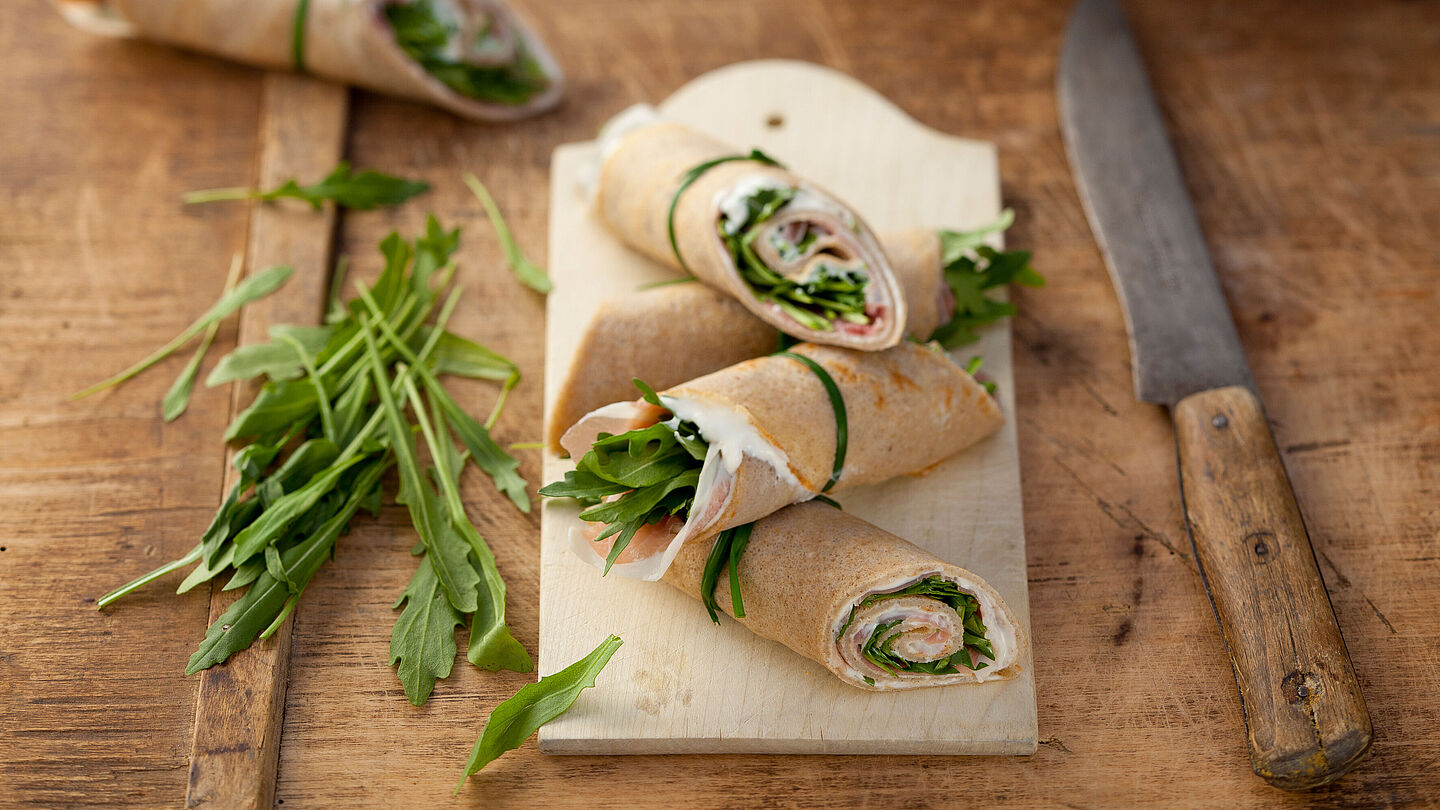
xmin=659 ymin=59 xmax=998 ymax=233
xmin=539 ymin=59 xmax=1035 ymax=755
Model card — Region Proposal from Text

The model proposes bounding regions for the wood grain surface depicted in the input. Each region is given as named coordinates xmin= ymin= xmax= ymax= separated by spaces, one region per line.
xmin=184 ymin=73 xmax=349 ymax=810
xmin=1 ymin=0 xmax=1437 ymax=807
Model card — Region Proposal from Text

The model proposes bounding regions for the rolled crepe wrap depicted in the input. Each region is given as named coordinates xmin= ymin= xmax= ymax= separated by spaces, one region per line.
xmin=544 ymin=228 xmax=953 ymax=452
xmin=663 ymin=502 xmax=1023 ymax=690
xmin=595 ymin=121 xmax=908 ymax=349
xmin=546 ymin=284 xmax=777 ymax=452
xmin=558 ymin=342 xmax=1003 ymax=580
xmin=54 ymin=0 xmax=563 ymax=122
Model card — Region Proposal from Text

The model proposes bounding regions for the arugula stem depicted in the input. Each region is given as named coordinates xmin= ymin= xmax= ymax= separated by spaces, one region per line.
xmin=181 ymin=187 xmax=256 ymax=205
xmin=74 ymin=265 xmax=292 ymax=400
xmin=73 ymin=324 xmax=209 ymax=400
xmin=280 ymin=332 xmax=336 ymax=441
xmin=97 ymin=544 xmax=202 ymax=609
xmin=326 ymin=255 xmax=351 ymax=324
xmin=258 ymin=594 xmax=299 ymax=640
xmin=163 ymin=253 xmax=244 ymax=421
xmin=462 ymin=172 xmax=553 ymax=293
xmin=335 ymin=292 xmax=458 ymax=464
xmin=485 ymin=373 xmax=516 ymax=430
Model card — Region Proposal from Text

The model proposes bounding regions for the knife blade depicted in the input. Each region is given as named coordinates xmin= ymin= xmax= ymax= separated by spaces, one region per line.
xmin=1058 ymin=0 xmax=1371 ymax=790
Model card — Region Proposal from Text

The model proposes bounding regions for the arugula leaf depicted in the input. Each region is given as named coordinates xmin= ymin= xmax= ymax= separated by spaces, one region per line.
xmin=438 ymin=394 xmax=530 ymax=514
xmin=355 ymin=283 xmax=530 ymax=514
xmin=463 ymin=173 xmax=552 ymax=293
xmin=425 ymin=329 xmax=519 ymax=382
xmin=632 ymin=378 xmax=664 ymax=409
xmin=412 ymin=215 xmax=460 ymax=294
xmin=540 ymin=404 xmax=709 ymax=573
xmin=535 ymin=468 xmax=628 ymax=502
xmin=455 ymin=635 xmax=622 ymax=792
xmin=580 ymin=424 xmax=696 ymax=487
xmin=163 ymin=253 xmax=244 ymax=421
xmin=361 ymin=318 xmax=481 ymax=614
xmin=182 ymin=161 xmax=429 ymax=210
xmin=223 ymin=378 xmax=318 ymax=442
xmin=390 ymin=554 xmax=465 ymax=706
xmin=415 ymin=389 xmax=531 ymax=674
xmin=206 ymin=324 xmax=334 ymax=386
xmin=931 ymin=210 xmax=1044 ymax=348
xmin=228 ymin=448 xmax=369 ymax=564
xmin=186 ymin=458 xmax=388 ymax=674
xmin=387 ymin=1 xmax=550 ymax=106
xmin=939 ymin=208 xmax=1015 ymax=265
xmin=74 ymin=265 xmax=293 ymax=400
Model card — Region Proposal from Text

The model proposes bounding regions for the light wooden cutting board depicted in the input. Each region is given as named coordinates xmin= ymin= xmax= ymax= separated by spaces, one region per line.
xmin=538 ymin=59 xmax=1036 ymax=755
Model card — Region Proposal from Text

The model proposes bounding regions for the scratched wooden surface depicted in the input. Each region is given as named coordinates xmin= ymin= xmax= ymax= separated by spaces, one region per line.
xmin=1 ymin=0 xmax=1437 ymax=807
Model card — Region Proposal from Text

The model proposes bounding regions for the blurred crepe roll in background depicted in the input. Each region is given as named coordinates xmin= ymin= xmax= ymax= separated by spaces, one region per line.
xmin=550 ymin=342 xmax=1002 ymax=580
xmin=545 ymin=227 xmax=962 ymax=451
xmin=664 ymin=501 xmax=1024 ymax=690
xmin=594 ymin=106 xmax=908 ymax=350
xmin=53 ymin=0 xmax=563 ymax=121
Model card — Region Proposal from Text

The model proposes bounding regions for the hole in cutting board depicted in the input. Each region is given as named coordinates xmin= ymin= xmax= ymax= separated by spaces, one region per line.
xmin=766 ymin=113 xmax=785 ymax=129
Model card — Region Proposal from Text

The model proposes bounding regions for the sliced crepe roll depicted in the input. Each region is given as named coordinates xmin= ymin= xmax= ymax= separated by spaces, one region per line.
xmin=54 ymin=0 xmax=563 ymax=121
xmin=545 ymin=227 xmax=956 ymax=452
xmin=595 ymin=116 xmax=907 ymax=349
xmin=546 ymin=342 xmax=1002 ymax=580
xmin=664 ymin=501 xmax=1024 ymax=690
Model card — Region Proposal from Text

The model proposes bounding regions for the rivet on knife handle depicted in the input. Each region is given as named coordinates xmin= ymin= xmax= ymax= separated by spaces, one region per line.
xmin=1174 ymin=386 xmax=1371 ymax=789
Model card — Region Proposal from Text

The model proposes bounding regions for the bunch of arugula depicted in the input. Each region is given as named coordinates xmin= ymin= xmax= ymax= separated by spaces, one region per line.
xmin=538 ymin=380 xmax=707 ymax=573
xmin=722 ymin=186 xmax=872 ymax=332
xmin=386 ymin=0 xmax=549 ymax=105
xmin=97 ymin=217 xmax=534 ymax=704
xmin=929 ymin=209 xmax=1045 ymax=348
xmin=838 ymin=577 xmax=995 ymax=677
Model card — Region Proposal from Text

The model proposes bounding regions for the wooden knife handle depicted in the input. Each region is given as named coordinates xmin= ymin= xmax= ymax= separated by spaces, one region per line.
xmin=1174 ymin=386 xmax=1371 ymax=790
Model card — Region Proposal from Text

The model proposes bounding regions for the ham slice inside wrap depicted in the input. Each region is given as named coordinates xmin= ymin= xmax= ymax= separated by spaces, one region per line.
xmin=545 ymin=227 xmax=955 ymax=452
xmin=54 ymin=0 xmax=563 ymax=121
xmin=557 ymin=342 xmax=1004 ymax=580
xmin=663 ymin=501 xmax=1025 ymax=690
xmin=594 ymin=110 xmax=907 ymax=350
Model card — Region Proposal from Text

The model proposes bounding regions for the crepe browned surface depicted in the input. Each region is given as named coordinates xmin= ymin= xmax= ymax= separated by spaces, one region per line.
xmin=665 ymin=342 xmax=1003 ymax=495
xmin=595 ymin=122 xmax=907 ymax=349
xmin=544 ymin=284 xmax=777 ymax=451
xmin=663 ymin=501 xmax=1025 ymax=690
xmin=70 ymin=0 xmax=562 ymax=121
xmin=544 ymin=230 xmax=952 ymax=451
xmin=885 ymin=227 xmax=948 ymax=341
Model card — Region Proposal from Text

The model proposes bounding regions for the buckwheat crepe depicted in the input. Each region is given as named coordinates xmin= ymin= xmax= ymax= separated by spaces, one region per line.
xmin=54 ymin=0 xmax=563 ymax=121
xmin=558 ymin=342 xmax=1003 ymax=580
xmin=595 ymin=118 xmax=908 ymax=349
xmin=664 ymin=501 xmax=1024 ymax=690
xmin=545 ymin=228 xmax=948 ymax=451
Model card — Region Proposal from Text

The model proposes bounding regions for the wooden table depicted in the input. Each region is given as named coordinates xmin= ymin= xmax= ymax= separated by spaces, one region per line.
xmin=2 ymin=0 xmax=1436 ymax=806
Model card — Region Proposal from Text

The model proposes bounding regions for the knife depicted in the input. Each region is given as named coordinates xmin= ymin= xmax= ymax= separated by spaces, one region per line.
xmin=1057 ymin=0 xmax=1371 ymax=790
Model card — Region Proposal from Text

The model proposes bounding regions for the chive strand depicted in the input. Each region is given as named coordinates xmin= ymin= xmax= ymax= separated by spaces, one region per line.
xmin=666 ymin=149 xmax=783 ymax=272
xmin=726 ymin=522 xmax=754 ymax=618
xmin=772 ymin=351 xmax=848 ymax=492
